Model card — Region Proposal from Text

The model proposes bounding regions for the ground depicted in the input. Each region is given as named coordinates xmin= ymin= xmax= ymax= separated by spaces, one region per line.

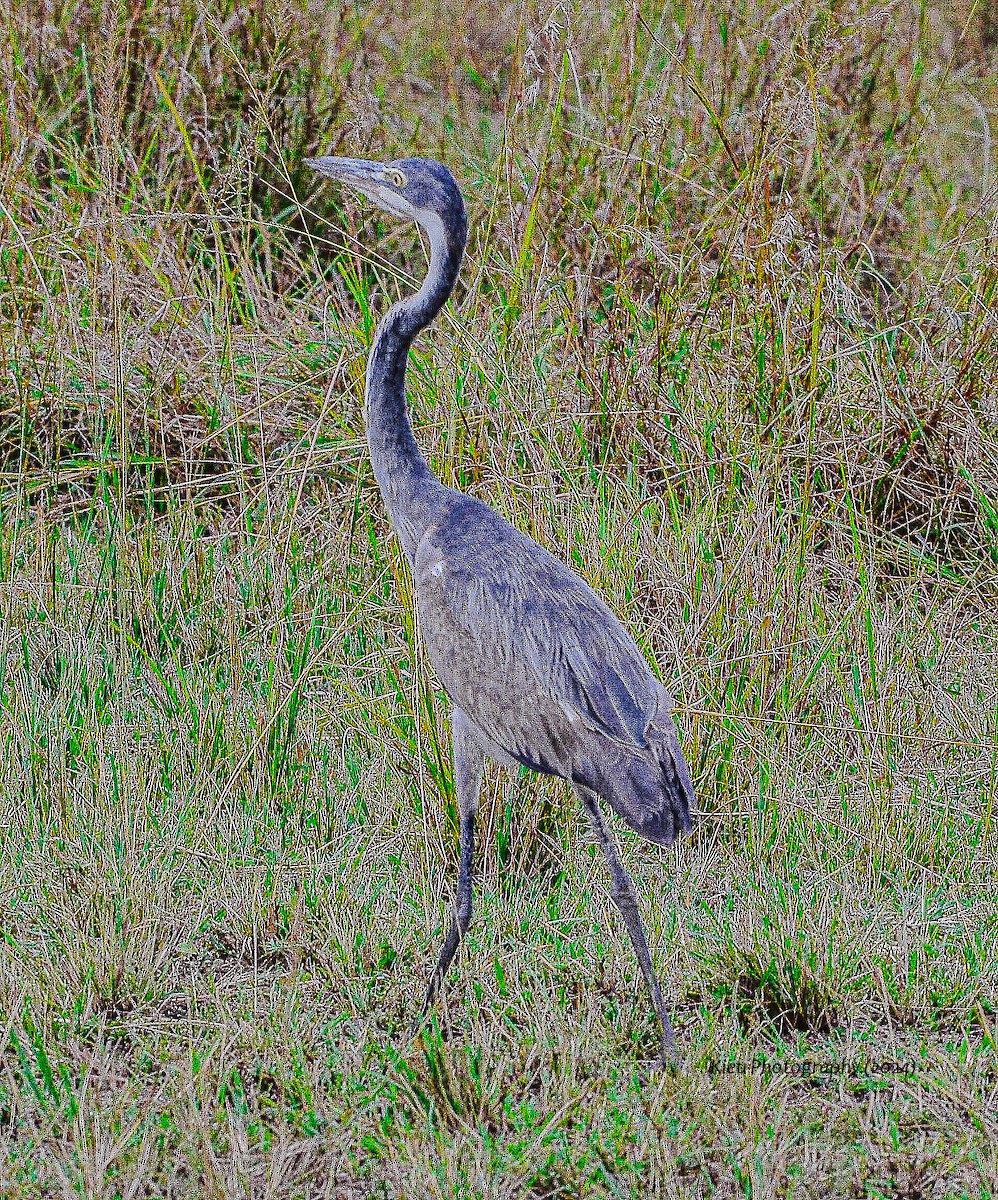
xmin=1 ymin=1 xmax=997 ymax=1195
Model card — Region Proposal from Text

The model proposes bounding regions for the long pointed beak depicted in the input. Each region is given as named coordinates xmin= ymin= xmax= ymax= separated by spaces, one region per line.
xmin=304 ymin=156 xmax=384 ymax=189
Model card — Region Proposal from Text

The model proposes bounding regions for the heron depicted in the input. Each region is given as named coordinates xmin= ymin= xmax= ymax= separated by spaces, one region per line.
xmin=306 ymin=155 xmax=696 ymax=1063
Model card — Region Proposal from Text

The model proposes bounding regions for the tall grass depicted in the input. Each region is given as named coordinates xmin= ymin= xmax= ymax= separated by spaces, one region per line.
xmin=2 ymin=0 xmax=997 ymax=1195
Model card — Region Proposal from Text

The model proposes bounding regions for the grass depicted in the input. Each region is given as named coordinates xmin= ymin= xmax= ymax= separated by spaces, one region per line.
xmin=2 ymin=0 xmax=998 ymax=1194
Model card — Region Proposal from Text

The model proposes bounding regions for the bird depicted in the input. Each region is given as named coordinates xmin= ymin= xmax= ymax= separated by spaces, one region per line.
xmin=305 ymin=154 xmax=696 ymax=1063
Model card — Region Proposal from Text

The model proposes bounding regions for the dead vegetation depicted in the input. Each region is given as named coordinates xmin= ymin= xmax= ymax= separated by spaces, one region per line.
xmin=1 ymin=0 xmax=998 ymax=1196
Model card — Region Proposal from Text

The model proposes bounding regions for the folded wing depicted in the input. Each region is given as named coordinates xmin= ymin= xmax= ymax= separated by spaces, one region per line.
xmin=415 ymin=498 xmax=695 ymax=843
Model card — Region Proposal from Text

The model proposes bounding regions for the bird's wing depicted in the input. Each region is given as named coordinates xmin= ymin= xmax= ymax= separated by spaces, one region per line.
xmin=516 ymin=588 xmax=660 ymax=748
xmin=416 ymin=503 xmax=664 ymax=755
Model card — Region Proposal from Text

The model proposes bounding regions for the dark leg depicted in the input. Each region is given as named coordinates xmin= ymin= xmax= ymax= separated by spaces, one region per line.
xmin=576 ymin=785 xmax=677 ymax=1065
xmin=412 ymin=708 xmax=485 ymax=1032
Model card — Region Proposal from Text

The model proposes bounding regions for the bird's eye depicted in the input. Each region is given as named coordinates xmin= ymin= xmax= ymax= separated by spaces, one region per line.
xmin=384 ymin=167 xmax=407 ymax=188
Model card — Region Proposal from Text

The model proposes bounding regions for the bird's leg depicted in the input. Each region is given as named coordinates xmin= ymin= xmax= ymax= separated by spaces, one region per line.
xmin=576 ymin=785 xmax=677 ymax=1066
xmin=412 ymin=707 xmax=485 ymax=1033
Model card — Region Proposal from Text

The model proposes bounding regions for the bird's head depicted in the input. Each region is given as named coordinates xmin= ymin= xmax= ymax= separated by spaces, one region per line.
xmin=305 ymin=155 xmax=466 ymax=251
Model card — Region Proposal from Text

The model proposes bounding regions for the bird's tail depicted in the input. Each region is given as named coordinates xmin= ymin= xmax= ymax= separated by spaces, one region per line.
xmin=644 ymin=730 xmax=697 ymax=845
xmin=575 ymin=727 xmax=696 ymax=847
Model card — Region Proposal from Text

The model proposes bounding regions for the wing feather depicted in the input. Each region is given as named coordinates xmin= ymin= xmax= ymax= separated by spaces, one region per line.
xmin=416 ymin=498 xmax=665 ymax=756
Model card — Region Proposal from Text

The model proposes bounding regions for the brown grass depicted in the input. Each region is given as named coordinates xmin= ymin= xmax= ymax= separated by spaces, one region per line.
xmin=1 ymin=0 xmax=998 ymax=1196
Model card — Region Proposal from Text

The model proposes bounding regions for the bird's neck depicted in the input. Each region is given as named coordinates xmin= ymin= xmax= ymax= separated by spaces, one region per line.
xmin=364 ymin=224 xmax=464 ymax=559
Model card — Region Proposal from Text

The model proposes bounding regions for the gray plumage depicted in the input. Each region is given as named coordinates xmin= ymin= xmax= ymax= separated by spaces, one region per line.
xmin=306 ymin=154 xmax=696 ymax=1063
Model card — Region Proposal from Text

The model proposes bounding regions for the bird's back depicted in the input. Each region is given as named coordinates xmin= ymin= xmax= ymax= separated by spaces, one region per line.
xmin=413 ymin=493 xmax=695 ymax=845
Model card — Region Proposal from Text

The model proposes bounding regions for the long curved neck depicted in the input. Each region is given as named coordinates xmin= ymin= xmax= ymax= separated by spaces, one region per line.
xmin=365 ymin=219 xmax=464 ymax=560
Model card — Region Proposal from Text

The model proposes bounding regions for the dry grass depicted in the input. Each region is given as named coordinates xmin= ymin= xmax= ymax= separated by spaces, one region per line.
xmin=2 ymin=0 xmax=998 ymax=1195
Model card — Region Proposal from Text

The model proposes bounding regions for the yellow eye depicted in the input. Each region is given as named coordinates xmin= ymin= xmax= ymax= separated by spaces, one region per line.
xmin=384 ymin=167 xmax=407 ymax=188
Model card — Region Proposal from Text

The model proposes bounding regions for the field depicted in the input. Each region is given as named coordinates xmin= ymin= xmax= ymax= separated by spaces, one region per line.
xmin=2 ymin=0 xmax=998 ymax=1195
